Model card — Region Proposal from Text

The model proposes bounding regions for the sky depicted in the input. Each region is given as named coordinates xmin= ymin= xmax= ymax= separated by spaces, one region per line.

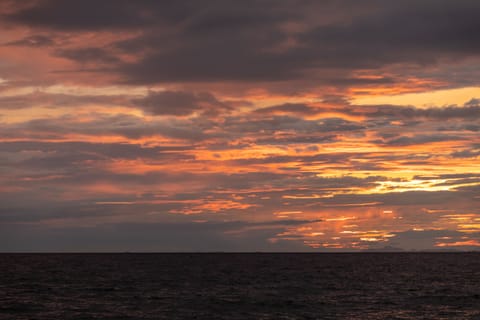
xmin=1 ymin=0 xmax=480 ymax=252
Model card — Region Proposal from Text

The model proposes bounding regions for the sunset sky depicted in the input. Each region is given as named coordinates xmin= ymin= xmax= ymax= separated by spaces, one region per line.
xmin=1 ymin=0 xmax=480 ymax=251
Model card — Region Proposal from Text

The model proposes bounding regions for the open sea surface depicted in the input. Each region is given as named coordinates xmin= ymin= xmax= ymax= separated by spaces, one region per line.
xmin=1 ymin=253 xmax=479 ymax=319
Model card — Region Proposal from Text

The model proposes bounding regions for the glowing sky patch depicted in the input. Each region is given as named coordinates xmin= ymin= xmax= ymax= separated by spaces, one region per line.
xmin=354 ymin=87 xmax=480 ymax=108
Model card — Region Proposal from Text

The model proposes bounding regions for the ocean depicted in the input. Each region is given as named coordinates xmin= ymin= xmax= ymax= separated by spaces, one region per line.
xmin=1 ymin=253 xmax=479 ymax=319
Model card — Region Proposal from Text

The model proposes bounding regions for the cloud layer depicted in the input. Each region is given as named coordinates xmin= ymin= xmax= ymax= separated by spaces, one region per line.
xmin=1 ymin=0 xmax=479 ymax=251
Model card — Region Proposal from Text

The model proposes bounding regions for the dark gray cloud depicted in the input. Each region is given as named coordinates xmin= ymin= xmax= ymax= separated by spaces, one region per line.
xmin=356 ymin=103 xmax=480 ymax=120
xmin=224 ymin=116 xmax=364 ymax=136
xmin=5 ymin=1 xmax=480 ymax=84
xmin=4 ymin=34 xmax=55 ymax=47
xmin=117 ymin=0 xmax=480 ymax=83
xmin=451 ymin=145 xmax=480 ymax=158
xmin=3 ymin=0 xmax=163 ymax=30
xmin=55 ymin=47 xmax=121 ymax=64
xmin=0 ymin=92 xmax=129 ymax=109
xmin=0 ymin=113 xmax=212 ymax=141
xmin=0 ymin=141 xmax=192 ymax=169
xmin=0 ymin=219 xmax=317 ymax=252
xmin=132 ymin=90 xmax=229 ymax=116
xmin=254 ymin=103 xmax=321 ymax=116
xmin=301 ymin=1 xmax=480 ymax=68
xmin=376 ymin=134 xmax=466 ymax=146
xmin=416 ymin=173 xmax=480 ymax=180
xmin=254 ymin=100 xmax=480 ymax=121
xmin=317 ymin=190 xmax=467 ymax=207
xmin=383 ymin=229 xmax=479 ymax=251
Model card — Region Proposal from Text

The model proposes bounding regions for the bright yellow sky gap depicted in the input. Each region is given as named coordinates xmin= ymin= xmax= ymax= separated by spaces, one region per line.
xmin=353 ymin=86 xmax=480 ymax=107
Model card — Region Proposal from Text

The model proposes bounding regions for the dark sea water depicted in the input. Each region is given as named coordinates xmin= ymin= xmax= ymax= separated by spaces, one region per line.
xmin=1 ymin=253 xmax=479 ymax=319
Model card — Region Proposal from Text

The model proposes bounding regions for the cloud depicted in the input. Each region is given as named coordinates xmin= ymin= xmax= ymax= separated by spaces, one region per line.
xmin=54 ymin=47 xmax=121 ymax=64
xmin=377 ymin=134 xmax=466 ymax=146
xmin=1 ymin=0 xmax=480 ymax=252
xmin=0 ymin=92 xmax=129 ymax=109
xmin=254 ymin=103 xmax=321 ymax=116
xmin=0 ymin=219 xmax=318 ymax=252
xmin=356 ymin=103 xmax=480 ymax=120
xmin=318 ymin=190 xmax=465 ymax=207
xmin=383 ymin=229 xmax=479 ymax=251
xmin=4 ymin=34 xmax=55 ymax=47
xmin=301 ymin=2 xmax=480 ymax=67
xmin=3 ymin=0 xmax=160 ymax=30
xmin=451 ymin=146 xmax=480 ymax=158
xmin=0 ymin=141 xmax=192 ymax=168
xmin=132 ymin=90 xmax=229 ymax=116
xmin=254 ymin=101 xmax=480 ymax=122
xmin=116 ymin=1 xmax=480 ymax=83
xmin=1 ymin=0 xmax=479 ymax=87
xmin=0 ymin=113 xmax=213 ymax=141
xmin=224 ymin=116 xmax=364 ymax=136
